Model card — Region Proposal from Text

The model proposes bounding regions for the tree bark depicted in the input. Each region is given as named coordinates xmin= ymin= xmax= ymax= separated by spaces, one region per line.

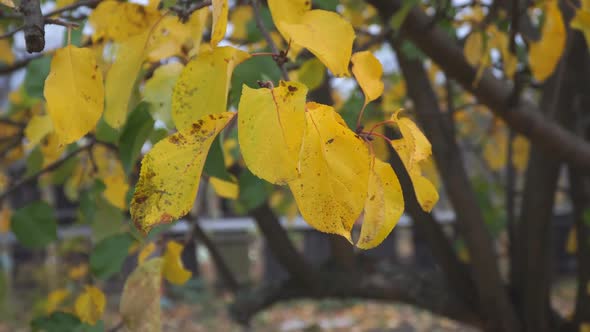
xmin=393 ymin=42 xmax=520 ymax=331
xmin=367 ymin=0 xmax=590 ymax=170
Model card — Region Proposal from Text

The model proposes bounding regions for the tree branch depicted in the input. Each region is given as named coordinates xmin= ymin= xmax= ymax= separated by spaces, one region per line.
xmin=392 ymin=40 xmax=520 ymax=331
xmin=250 ymin=0 xmax=289 ymax=80
xmin=368 ymin=0 xmax=590 ymax=171
xmin=229 ymin=265 xmax=481 ymax=328
xmin=20 ymin=0 xmax=45 ymax=52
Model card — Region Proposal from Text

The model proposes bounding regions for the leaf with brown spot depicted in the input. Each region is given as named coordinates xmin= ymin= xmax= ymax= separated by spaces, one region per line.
xmin=131 ymin=112 xmax=235 ymax=234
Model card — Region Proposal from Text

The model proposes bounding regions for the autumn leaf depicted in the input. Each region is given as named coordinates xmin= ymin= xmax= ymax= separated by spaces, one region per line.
xmin=24 ymin=114 xmax=53 ymax=147
xmin=238 ymin=81 xmax=307 ymax=184
xmin=143 ymin=62 xmax=184 ymax=129
xmin=131 ymin=112 xmax=234 ymax=234
xmin=44 ymin=45 xmax=104 ymax=145
xmin=88 ymin=1 xmax=160 ymax=42
xmin=120 ymin=258 xmax=162 ymax=332
xmin=357 ymin=158 xmax=404 ymax=249
xmin=211 ymin=0 xmax=229 ymax=47
xmin=390 ymin=112 xmax=438 ymax=212
xmin=210 ymin=176 xmax=238 ymax=199
xmin=163 ymin=241 xmax=192 ymax=285
xmin=0 ymin=0 xmax=15 ymax=8
xmin=230 ymin=5 xmax=253 ymax=40
xmin=46 ymin=288 xmax=70 ymax=314
xmin=529 ymin=0 xmax=565 ymax=82
xmin=290 ymin=58 xmax=326 ymax=91
xmin=571 ymin=0 xmax=590 ymax=47
xmin=351 ymin=51 xmax=384 ymax=105
xmin=172 ymin=46 xmax=250 ymax=131
xmin=268 ymin=0 xmax=310 ymax=57
xmin=280 ymin=10 xmax=355 ymax=76
xmin=288 ymin=102 xmax=370 ymax=241
xmin=75 ymin=286 xmax=106 ymax=325
xmin=138 ymin=242 xmax=156 ymax=264
xmin=104 ymin=30 xmax=150 ymax=128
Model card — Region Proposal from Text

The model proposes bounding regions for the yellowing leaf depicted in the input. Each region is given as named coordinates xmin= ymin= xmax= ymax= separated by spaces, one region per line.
xmin=147 ymin=16 xmax=192 ymax=62
xmin=75 ymin=286 xmax=106 ymax=325
xmin=105 ymin=31 xmax=150 ymax=128
xmin=357 ymin=159 xmax=404 ymax=249
xmin=268 ymin=0 xmax=310 ymax=57
xmin=89 ymin=1 xmax=160 ymax=42
xmin=281 ymin=10 xmax=355 ymax=76
xmin=25 ymin=114 xmax=53 ymax=147
xmin=46 ymin=288 xmax=70 ymax=314
xmin=68 ymin=263 xmax=88 ymax=280
xmin=390 ymin=113 xmax=438 ymax=212
xmin=0 ymin=30 xmax=13 ymax=64
xmin=351 ymin=51 xmax=384 ymax=105
xmin=230 ymin=5 xmax=253 ymax=40
xmin=172 ymin=46 xmax=249 ymax=131
xmin=238 ymin=81 xmax=307 ymax=184
xmin=41 ymin=133 xmax=65 ymax=167
xmin=120 ymin=258 xmax=162 ymax=332
xmin=0 ymin=0 xmax=15 ymax=8
xmin=103 ymin=174 xmax=129 ymax=209
xmin=163 ymin=240 xmax=192 ymax=285
xmin=288 ymin=103 xmax=370 ymax=241
xmin=290 ymin=58 xmax=325 ymax=91
xmin=210 ymin=176 xmax=238 ymax=199
xmin=529 ymin=0 xmax=565 ymax=82
xmin=186 ymin=8 xmax=209 ymax=57
xmin=463 ymin=31 xmax=484 ymax=67
xmin=131 ymin=112 xmax=234 ymax=234
xmin=143 ymin=62 xmax=184 ymax=129
xmin=138 ymin=242 xmax=156 ymax=264
xmin=44 ymin=46 xmax=104 ymax=145
xmin=571 ymin=1 xmax=590 ymax=48
xmin=211 ymin=0 xmax=228 ymax=47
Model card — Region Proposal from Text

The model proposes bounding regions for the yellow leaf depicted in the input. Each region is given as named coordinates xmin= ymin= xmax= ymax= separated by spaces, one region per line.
xmin=238 ymin=81 xmax=307 ymax=184
xmin=68 ymin=263 xmax=88 ymax=280
xmin=571 ymin=1 xmax=590 ymax=48
xmin=357 ymin=158 xmax=404 ymax=249
xmin=120 ymin=258 xmax=162 ymax=332
xmin=351 ymin=51 xmax=384 ymax=105
xmin=281 ymin=10 xmax=355 ymax=77
xmin=186 ymin=8 xmax=209 ymax=57
xmin=143 ymin=62 xmax=184 ymax=129
xmin=46 ymin=288 xmax=70 ymax=314
xmin=0 ymin=0 xmax=15 ymax=8
xmin=56 ymin=0 xmax=76 ymax=9
xmin=582 ymin=322 xmax=590 ymax=332
xmin=138 ymin=242 xmax=156 ymax=264
xmin=290 ymin=58 xmax=325 ymax=91
xmin=24 ymin=114 xmax=53 ymax=147
xmin=230 ymin=5 xmax=253 ymax=40
xmin=0 ymin=205 xmax=10 ymax=234
xmin=102 ymin=174 xmax=129 ymax=209
xmin=566 ymin=227 xmax=577 ymax=254
xmin=172 ymin=46 xmax=249 ymax=131
xmin=75 ymin=286 xmax=106 ymax=325
xmin=89 ymin=1 xmax=160 ymax=43
xmin=390 ymin=113 xmax=438 ymax=212
xmin=163 ymin=241 xmax=192 ymax=285
xmin=463 ymin=31 xmax=484 ymax=67
xmin=210 ymin=176 xmax=238 ymax=199
xmin=147 ymin=16 xmax=192 ymax=62
xmin=0 ymin=30 xmax=14 ymax=64
xmin=211 ymin=0 xmax=228 ymax=47
xmin=268 ymin=0 xmax=310 ymax=57
xmin=105 ymin=31 xmax=150 ymax=128
xmin=131 ymin=112 xmax=234 ymax=234
xmin=44 ymin=46 xmax=104 ymax=145
xmin=288 ymin=103 xmax=370 ymax=241
xmin=41 ymin=133 xmax=66 ymax=167
xmin=529 ymin=0 xmax=565 ymax=82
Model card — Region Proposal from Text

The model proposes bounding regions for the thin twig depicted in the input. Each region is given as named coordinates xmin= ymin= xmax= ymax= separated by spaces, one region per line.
xmin=0 ymin=141 xmax=94 ymax=203
xmin=170 ymin=0 xmax=211 ymax=22
xmin=250 ymin=0 xmax=289 ymax=80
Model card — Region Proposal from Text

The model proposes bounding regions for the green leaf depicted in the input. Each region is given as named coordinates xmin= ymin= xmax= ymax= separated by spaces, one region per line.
xmin=11 ymin=201 xmax=57 ymax=249
xmin=79 ymin=180 xmax=106 ymax=223
xmin=150 ymin=128 xmax=168 ymax=144
xmin=91 ymin=197 xmax=124 ymax=242
xmin=31 ymin=312 xmax=81 ymax=332
xmin=51 ymin=154 xmax=78 ymax=184
xmin=31 ymin=312 xmax=103 ymax=332
xmin=230 ymin=56 xmax=281 ymax=106
xmin=237 ymin=168 xmax=272 ymax=211
xmin=95 ymin=117 xmax=119 ymax=144
xmin=90 ymin=233 xmax=134 ymax=279
xmin=119 ymin=102 xmax=154 ymax=173
xmin=399 ymin=40 xmax=426 ymax=61
xmin=25 ymin=146 xmax=43 ymax=177
xmin=315 ymin=0 xmax=339 ymax=11
xmin=204 ymin=136 xmax=231 ymax=181
xmin=24 ymin=56 xmax=51 ymax=99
